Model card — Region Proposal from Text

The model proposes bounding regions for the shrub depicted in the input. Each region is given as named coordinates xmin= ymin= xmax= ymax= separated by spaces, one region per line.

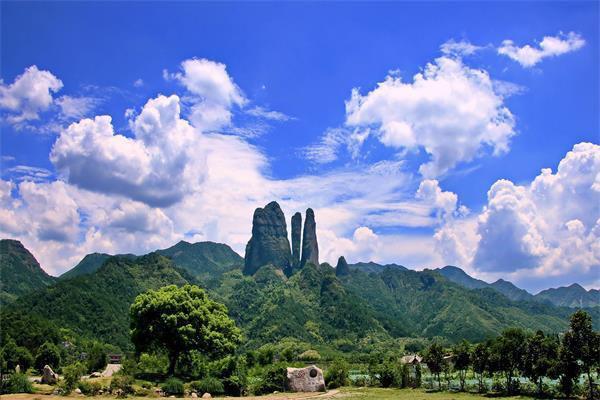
xmin=161 ymin=377 xmax=184 ymax=396
xmin=377 ymin=360 xmax=400 ymax=388
xmin=190 ymin=377 xmax=225 ymax=395
xmin=253 ymin=364 xmax=287 ymax=395
xmin=110 ymin=374 xmax=135 ymax=396
xmin=85 ymin=342 xmax=107 ymax=374
xmin=325 ymin=359 xmax=349 ymax=389
xmin=298 ymin=350 xmax=321 ymax=361
xmin=60 ymin=362 xmax=86 ymax=394
xmin=3 ymin=372 xmax=33 ymax=394
xmin=34 ymin=342 xmax=61 ymax=373
xmin=77 ymin=381 xmax=103 ymax=396
xmin=257 ymin=345 xmax=274 ymax=366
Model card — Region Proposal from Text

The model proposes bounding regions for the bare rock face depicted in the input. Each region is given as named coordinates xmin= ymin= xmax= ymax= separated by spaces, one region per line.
xmin=291 ymin=212 xmax=302 ymax=267
xmin=335 ymin=256 xmax=350 ymax=276
xmin=42 ymin=364 xmax=58 ymax=384
xmin=244 ymin=202 xmax=293 ymax=275
xmin=300 ymin=208 xmax=319 ymax=267
xmin=286 ymin=365 xmax=326 ymax=392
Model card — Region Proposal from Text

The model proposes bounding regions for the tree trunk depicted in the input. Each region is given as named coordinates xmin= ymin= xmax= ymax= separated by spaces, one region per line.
xmin=437 ymin=373 xmax=441 ymax=390
xmin=587 ymin=370 xmax=594 ymax=400
xmin=538 ymin=377 xmax=543 ymax=396
xmin=168 ymin=352 xmax=178 ymax=376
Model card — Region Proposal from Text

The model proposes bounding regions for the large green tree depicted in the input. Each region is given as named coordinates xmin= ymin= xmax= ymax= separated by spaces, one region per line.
xmin=492 ymin=327 xmax=528 ymax=394
xmin=565 ymin=310 xmax=599 ymax=399
xmin=452 ymin=340 xmax=471 ymax=391
xmin=522 ymin=330 xmax=558 ymax=396
xmin=471 ymin=341 xmax=489 ymax=393
xmin=424 ymin=341 xmax=445 ymax=390
xmin=130 ymin=284 xmax=241 ymax=375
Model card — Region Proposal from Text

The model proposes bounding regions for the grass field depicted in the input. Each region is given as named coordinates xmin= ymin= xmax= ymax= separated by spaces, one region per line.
xmin=2 ymin=387 xmax=535 ymax=400
xmin=338 ymin=387 xmax=534 ymax=399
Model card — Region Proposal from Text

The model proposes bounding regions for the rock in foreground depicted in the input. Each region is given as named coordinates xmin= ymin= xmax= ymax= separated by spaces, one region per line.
xmin=42 ymin=364 xmax=58 ymax=384
xmin=286 ymin=365 xmax=326 ymax=392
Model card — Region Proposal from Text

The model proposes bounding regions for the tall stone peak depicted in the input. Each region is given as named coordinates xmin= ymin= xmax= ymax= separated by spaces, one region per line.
xmin=243 ymin=201 xmax=293 ymax=275
xmin=335 ymin=256 xmax=350 ymax=276
xmin=300 ymin=208 xmax=319 ymax=267
xmin=291 ymin=212 xmax=302 ymax=267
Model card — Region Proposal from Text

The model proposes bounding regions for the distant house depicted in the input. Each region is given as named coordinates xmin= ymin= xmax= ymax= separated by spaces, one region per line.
xmin=108 ymin=354 xmax=122 ymax=364
xmin=400 ymin=354 xmax=422 ymax=365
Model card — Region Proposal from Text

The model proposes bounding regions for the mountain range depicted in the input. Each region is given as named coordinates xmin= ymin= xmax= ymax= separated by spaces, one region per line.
xmin=1 ymin=202 xmax=598 ymax=352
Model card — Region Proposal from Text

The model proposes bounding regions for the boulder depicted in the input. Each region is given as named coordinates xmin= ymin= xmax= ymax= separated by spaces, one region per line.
xmin=244 ymin=202 xmax=293 ymax=275
xmin=300 ymin=208 xmax=319 ymax=267
xmin=335 ymin=256 xmax=350 ymax=276
xmin=41 ymin=364 xmax=58 ymax=384
xmin=291 ymin=212 xmax=302 ymax=267
xmin=201 ymin=393 xmax=212 ymax=399
xmin=191 ymin=392 xmax=198 ymax=398
xmin=286 ymin=365 xmax=325 ymax=392
xmin=75 ymin=388 xmax=82 ymax=394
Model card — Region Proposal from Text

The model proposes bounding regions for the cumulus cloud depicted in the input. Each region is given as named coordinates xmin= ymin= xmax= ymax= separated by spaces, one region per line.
xmin=343 ymin=56 xmax=516 ymax=177
xmin=416 ymin=179 xmax=459 ymax=220
xmin=50 ymin=94 xmax=204 ymax=207
xmin=498 ymin=31 xmax=585 ymax=68
xmin=166 ymin=58 xmax=246 ymax=130
xmin=435 ymin=142 xmax=600 ymax=291
xmin=0 ymin=65 xmax=63 ymax=124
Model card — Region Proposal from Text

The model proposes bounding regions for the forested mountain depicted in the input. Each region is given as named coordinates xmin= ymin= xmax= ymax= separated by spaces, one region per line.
xmin=1 ymin=202 xmax=597 ymax=352
xmin=536 ymin=284 xmax=600 ymax=308
xmin=156 ymin=240 xmax=243 ymax=288
xmin=59 ymin=252 xmax=136 ymax=280
xmin=435 ymin=265 xmax=599 ymax=307
xmin=0 ymin=239 xmax=56 ymax=304
xmin=6 ymin=254 xmax=192 ymax=349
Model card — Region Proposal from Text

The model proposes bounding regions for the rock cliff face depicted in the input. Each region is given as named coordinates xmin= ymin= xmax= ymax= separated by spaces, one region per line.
xmin=244 ymin=202 xmax=293 ymax=275
xmin=291 ymin=212 xmax=302 ymax=267
xmin=335 ymin=256 xmax=350 ymax=276
xmin=300 ymin=208 xmax=319 ymax=267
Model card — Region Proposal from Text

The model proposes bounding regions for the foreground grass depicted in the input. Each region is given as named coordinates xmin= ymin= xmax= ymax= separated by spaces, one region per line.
xmin=339 ymin=387 xmax=534 ymax=399
xmin=2 ymin=387 xmax=536 ymax=400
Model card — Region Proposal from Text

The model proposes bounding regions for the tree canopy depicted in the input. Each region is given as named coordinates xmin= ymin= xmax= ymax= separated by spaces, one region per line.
xmin=130 ymin=284 xmax=241 ymax=375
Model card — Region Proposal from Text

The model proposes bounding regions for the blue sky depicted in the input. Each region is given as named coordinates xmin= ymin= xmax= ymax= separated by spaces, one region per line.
xmin=1 ymin=2 xmax=598 ymax=292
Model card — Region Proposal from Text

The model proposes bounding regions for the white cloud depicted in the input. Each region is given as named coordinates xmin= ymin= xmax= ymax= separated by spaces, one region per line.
xmin=6 ymin=165 xmax=53 ymax=182
xmin=166 ymin=58 xmax=246 ymax=130
xmin=434 ymin=142 xmax=600 ymax=291
xmin=133 ymin=78 xmax=144 ymax=87
xmin=56 ymin=95 xmax=99 ymax=120
xmin=440 ymin=39 xmax=482 ymax=57
xmin=0 ymin=65 xmax=63 ymax=124
xmin=344 ymin=56 xmax=516 ymax=177
xmin=416 ymin=179 xmax=460 ymax=220
xmin=498 ymin=31 xmax=585 ymax=68
xmin=246 ymin=106 xmax=293 ymax=121
xmin=50 ymin=94 xmax=205 ymax=207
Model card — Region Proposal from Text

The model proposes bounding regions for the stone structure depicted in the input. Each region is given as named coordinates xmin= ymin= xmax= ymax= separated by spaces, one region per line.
xmin=291 ymin=212 xmax=302 ymax=267
xmin=335 ymin=256 xmax=350 ymax=276
xmin=41 ymin=365 xmax=58 ymax=384
xmin=300 ymin=208 xmax=319 ymax=267
xmin=244 ymin=202 xmax=293 ymax=275
xmin=286 ymin=365 xmax=326 ymax=392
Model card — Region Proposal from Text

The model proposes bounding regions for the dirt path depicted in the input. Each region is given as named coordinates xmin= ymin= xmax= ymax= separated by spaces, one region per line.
xmin=100 ymin=363 xmax=122 ymax=377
